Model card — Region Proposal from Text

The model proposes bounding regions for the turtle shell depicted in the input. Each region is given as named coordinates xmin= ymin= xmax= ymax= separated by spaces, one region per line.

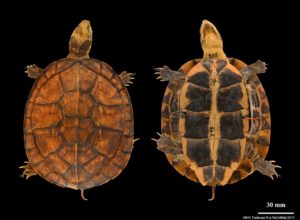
xmin=24 ymin=58 xmax=134 ymax=190
xmin=161 ymin=58 xmax=270 ymax=185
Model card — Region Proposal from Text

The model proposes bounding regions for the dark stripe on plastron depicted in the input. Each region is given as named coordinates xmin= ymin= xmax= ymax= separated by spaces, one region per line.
xmin=217 ymin=139 xmax=241 ymax=166
xmin=220 ymin=113 xmax=244 ymax=139
xmin=216 ymin=60 xmax=227 ymax=73
xmin=203 ymin=166 xmax=213 ymax=182
xmin=186 ymin=139 xmax=212 ymax=166
xmin=215 ymin=166 xmax=226 ymax=181
xmin=185 ymin=84 xmax=211 ymax=112
xmin=219 ymin=69 xmax=242 ymax=88
xmin=184 ymin=113 xmax=209 ymax=138
xmin=187 ymin=72 xmax=210 ymax=88
xmin=217 ymin=85 xmax=243 ymax=112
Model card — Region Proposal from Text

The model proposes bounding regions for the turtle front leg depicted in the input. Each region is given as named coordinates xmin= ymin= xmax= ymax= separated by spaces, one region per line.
xmin=244 ymin=139 xmax=281 ymax=180
xmin=25 ymin=64 xmax=44 ymax=79
xmin=154 ymin=66 xmax=186 ymax=82
xmin=152 ymin=133 xmax=183 ymax=156
xmin=19 ymin=161 xmax=37 ymax=179
xmin=119 ymin=71 xmax=135 ymax=86
xmin=240 ymin=60 xmax=267 ymax=82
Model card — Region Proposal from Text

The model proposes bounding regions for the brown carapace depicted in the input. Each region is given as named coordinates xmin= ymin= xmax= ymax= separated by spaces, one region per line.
xmin=154 ymin=20 xmax=280 ymax=201
xmin=21 ymin=20 xmax=136 ymax=200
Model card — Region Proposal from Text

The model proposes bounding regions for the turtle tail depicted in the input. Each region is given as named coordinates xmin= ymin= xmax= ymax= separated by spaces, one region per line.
xmin=208 ymin=185 xmax=216 ymax=201
xmin=80 ymin=189 xmax=88 ymax=201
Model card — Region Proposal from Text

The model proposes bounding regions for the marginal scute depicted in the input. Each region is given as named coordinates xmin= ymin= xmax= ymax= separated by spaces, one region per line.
xmin=261 ymin=103 xmax=270 ymax=113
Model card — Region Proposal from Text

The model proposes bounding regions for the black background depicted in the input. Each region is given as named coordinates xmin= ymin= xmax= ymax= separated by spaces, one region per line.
xmin=6 ymin=2 xmax=297 ymax=219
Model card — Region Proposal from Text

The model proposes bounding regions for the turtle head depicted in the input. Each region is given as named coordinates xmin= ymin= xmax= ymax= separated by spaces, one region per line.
xmin=200 ymin=20 xmax=227 ymax=60
xmin=68 ymin=20 xmax=92 ymax=59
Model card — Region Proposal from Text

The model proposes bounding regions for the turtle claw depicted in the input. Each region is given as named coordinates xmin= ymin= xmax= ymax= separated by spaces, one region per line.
xmin=154 ymin=66 xmax=185 ymax=82
xmin=25 ymin=64 xmax=43 ymax=79
xmin=19 ymin=161 xmax=37 ymax=179
xmin=153 ymin=133 xmax=183 ymax=155
xmin=254 ymin=159 xmax=281 ymax=180
xmin=133 ymin=138 xmax=140 ymax=144
xmin=119 ymin=71 xmax=135 ymax=86
xmin=154 ymin=66 xmax=173 ymax=81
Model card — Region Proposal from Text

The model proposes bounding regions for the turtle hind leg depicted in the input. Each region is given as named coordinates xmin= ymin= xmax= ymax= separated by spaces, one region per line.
xmin=154 ymin=66 xmax=185 ymax=82
xmin=152 ymin=133 xmax=183 ymax=155
xmin=253 ymin=158 xmax=281 ymax=180
xmin=244 ymin=139 xmax=281 ymax=180
xmin=119 ymin=71 xmax=135 ymax=86
xmin=25 ymin=64 xmax=43 ymax=79
xmin=19 ymin=161 xmax=37 ymax=179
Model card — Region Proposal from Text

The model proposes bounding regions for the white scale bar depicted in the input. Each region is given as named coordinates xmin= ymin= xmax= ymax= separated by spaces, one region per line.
xmin=258 ymin=212 xmax=294 ymax=215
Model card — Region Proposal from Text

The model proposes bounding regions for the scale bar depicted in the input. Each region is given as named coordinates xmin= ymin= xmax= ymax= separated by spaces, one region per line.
xmin=258 ymin=212 xmax=294 ymax=215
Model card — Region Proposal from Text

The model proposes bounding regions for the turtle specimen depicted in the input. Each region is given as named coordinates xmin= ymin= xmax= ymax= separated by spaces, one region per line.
xmin=20 ymin=20 xmax=136 ymax=200
xmin=154 ymin=20 xmax=280 ymax=200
